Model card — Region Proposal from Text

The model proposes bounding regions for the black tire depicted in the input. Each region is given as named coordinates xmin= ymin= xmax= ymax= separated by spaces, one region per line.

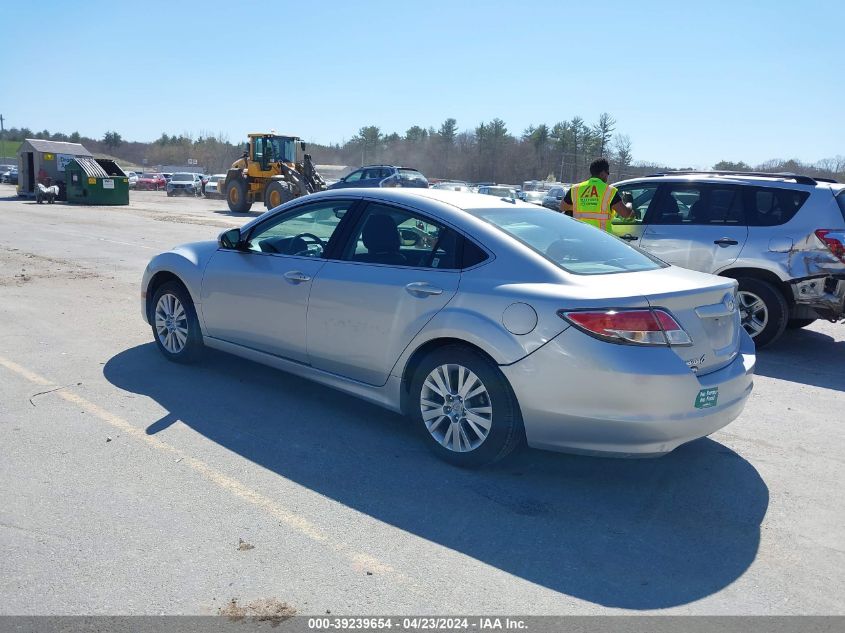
xmin=226 ymin=178 xmax=252 ymax=213
xmin=737 ymin=277 xmax=788 ymax=348
xmin=409 ymin=345 xmax=524 ymax=467
xmin=166 ymin=191 xmax=173 ymax=197
xmin=787 ymin=318 xmax=817 ymax=330
xmin=149 ymin=281 xmax=203 ymax=364
xmin=264 ymin=181 xmax=295 ymax=209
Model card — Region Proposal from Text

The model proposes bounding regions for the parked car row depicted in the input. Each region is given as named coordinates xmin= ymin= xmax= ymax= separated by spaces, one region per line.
xmin=1 ymin=164 xmax=19 ymax=185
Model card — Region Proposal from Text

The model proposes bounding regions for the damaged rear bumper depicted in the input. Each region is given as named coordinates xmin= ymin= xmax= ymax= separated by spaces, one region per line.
xmin=790 ymin=275 xmax=845 ymax=320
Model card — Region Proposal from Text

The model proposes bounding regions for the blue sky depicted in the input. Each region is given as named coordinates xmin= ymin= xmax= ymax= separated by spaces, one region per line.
xmin=3 ymin=0 xmax=842 ymax=167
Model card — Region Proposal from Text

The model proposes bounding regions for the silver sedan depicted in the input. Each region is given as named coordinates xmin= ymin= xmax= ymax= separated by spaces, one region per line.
xmin=141 ymin=189 xmax=755 ymax=466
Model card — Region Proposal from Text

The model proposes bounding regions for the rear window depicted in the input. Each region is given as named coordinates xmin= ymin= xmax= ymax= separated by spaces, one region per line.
xmin=172 ymin=173 xmax=193 ymax=181
xmin=837 ymin=191 xmax=845 ymax=223
xmin=399 ymin=168 xmax=426 ymax=182
xmin=744 ymin=187 xmax=809 ymax=226
xmin=472 ymin=208 xmax=666 ymax=275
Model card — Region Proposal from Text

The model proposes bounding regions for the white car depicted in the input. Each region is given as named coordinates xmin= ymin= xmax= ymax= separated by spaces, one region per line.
xmin=204 ymin=174 xmax=226 ymax=199
xmin=125 ymin=171 xmax=139 ymax=189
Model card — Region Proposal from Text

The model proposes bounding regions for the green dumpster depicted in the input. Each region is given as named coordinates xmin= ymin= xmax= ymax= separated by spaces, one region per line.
xmin=65 ymin=158 xmax=129 ymax=205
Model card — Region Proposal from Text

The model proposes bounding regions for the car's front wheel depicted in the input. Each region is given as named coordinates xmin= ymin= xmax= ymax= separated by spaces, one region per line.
xmin=410 ymin=345 xmax=523 ymax=467
xmin=737 ymin=277 xmax=788 ymax=347
xmin=150 ymin=281 xmax=203 ymax=363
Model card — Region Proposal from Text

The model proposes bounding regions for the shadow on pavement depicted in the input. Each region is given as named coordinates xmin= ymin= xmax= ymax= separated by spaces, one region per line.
xmin=104 ymin=343 xmax=768 ymax=610
xmin=212 ymin=208 xmax=264 ymax=219
xmin=755 ymin=327 xmax=845 ymax=391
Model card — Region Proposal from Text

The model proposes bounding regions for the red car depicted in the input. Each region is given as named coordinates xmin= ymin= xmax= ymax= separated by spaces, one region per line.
xmin=136 ymin=173 xmax=166 ymax=191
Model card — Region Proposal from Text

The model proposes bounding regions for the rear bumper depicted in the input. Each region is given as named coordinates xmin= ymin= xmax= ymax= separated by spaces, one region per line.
xmin=502 ymin=328 xmax=755 ymax=457
xmin=790 ymin=275 xmax=845 ymax=320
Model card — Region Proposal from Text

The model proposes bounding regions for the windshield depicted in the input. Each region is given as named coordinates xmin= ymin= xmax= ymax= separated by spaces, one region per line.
xmin=172 ymin=173 xmax=193 ymax=182
xmin=264 ymin=137 xmax=297 ymax=162
xmin=523 ymin=191 xmax=545 ymax=200
xmin=142 ymin=174 xmax=159 ymax=179
xmin=471 ymin=208 xmax=666 ymax=275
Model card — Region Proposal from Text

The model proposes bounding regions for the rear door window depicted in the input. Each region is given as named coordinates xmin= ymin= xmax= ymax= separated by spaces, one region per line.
xmin=744 ymin=187 xmax=809 ymax=226
xmin=342 ymin=202 xmax=462 ymax=269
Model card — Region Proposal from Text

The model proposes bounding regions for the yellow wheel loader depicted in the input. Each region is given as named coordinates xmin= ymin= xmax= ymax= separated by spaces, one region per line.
xmin=223 ymin=133 xmax=327 ymax=213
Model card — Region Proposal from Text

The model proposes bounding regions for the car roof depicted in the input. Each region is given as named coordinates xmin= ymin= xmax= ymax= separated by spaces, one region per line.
xmin=615 ymin=172 xmax=836 ymax=190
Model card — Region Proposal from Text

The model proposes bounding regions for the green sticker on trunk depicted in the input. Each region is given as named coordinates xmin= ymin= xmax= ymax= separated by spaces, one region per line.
xmin=695 ymin=387 xmax=719 ymax=409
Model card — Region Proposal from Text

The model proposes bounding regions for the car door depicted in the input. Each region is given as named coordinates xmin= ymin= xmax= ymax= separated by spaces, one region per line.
xmin=200 ymin=198 xmax=358 ymax=362
xmin=359 ymin=167 xmax=386 ymax=188
xmin=306 ymin=201 xmax=461 ymax=386
xmin=610 ymin=181 xmax=659 ymax=244
xmin=639 ymin=183 xmax=748 ymax=273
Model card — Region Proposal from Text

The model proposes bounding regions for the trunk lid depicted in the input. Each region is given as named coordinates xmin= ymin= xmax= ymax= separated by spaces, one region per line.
xmin=563 ymin=266 xmax=741 ymax=375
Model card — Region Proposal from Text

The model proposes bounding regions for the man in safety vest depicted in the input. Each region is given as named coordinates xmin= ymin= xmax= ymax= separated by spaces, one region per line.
xmin=561 ymin=158 xmax=634 ymax=231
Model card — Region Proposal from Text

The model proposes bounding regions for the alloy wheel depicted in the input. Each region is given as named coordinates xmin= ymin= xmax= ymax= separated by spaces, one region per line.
xmin=420 ymin=364 xmax=493 ymax=453
xmin=154 ymin=293 xmax=189 ymax=354
xmin=738 ymin=290 xmax=768 ymax=338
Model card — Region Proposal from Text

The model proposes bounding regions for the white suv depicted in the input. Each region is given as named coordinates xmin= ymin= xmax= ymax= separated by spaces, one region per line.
xmin=611 ymin=171 xmax=845 ymax=346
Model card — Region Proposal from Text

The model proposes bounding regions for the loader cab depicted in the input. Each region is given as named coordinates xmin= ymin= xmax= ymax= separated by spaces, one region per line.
xmin=248 ymin=134 xmax=301 ymax=172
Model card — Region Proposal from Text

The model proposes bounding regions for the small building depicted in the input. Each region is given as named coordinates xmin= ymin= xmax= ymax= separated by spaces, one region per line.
xmin=65 ymin=158 xmax=129 ymax=205
xmin=17 ymin=139 xmax=93 ymax=198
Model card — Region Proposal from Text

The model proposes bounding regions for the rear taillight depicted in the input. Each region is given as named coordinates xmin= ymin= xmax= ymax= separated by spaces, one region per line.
xmin=815 ymin=230 xmax=845 ymax=263
xmin=558 ymin=308 xmax=692 ymax=346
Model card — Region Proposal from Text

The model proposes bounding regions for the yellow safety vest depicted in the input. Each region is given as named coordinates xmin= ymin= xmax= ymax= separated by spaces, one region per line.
xmin=570 ymin=177 xmax=617 ymax=232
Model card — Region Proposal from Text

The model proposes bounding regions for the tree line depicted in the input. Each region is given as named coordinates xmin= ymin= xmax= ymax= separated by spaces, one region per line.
xmin=2 ymin=121 xmax=843 ymax=184
xmin=307 ymin=114 xmax=638 ymax=184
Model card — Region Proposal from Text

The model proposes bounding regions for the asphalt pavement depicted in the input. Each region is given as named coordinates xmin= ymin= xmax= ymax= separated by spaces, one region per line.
xmin=0 ymin=184 xmax=843 ymax=615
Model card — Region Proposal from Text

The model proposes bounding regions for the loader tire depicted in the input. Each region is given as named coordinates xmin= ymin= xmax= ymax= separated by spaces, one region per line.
xmin=226 ymin=178 xmax=252 ymax=213
xmin=264 ymin=181 xmax=295 ymax=209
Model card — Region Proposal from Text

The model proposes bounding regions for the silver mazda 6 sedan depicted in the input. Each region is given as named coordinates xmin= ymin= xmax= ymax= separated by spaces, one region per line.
xmin=141 ymin=188 xmax=755 ymax=466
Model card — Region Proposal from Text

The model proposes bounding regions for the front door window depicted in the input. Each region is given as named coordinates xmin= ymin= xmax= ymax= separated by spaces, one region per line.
xmin=245 ymin=200 xmax=354 ymax=258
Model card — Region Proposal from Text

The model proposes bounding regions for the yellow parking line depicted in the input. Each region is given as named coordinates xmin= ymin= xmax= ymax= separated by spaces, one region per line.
xmin=0 ymin=355 xmax=398 ymax=578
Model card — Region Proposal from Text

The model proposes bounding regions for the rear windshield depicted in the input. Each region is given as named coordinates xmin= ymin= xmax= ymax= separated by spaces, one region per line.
xmin=471 ymin=208 xmax=666 ymax=275
xmin=172 ymin=173 xmax=193 ymax=181
xmin=837 ymin=191 xmax=845 ymax=223
xmin=399 ymin=168 xmax=426 ymax=182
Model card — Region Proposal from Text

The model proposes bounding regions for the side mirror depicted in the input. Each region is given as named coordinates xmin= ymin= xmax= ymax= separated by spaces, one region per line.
xmin=333 ymin=207 xmax=347 ymax=219
xmin=300 ymin=141 xmax=306 ymax=151
xmin=219 ymin=228 xmax=243 ymax=250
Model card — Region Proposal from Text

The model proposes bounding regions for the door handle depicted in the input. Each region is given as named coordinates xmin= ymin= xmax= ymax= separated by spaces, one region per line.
xmin=284 ymin=270 xmax=312 ymax=283
xmin=714 ymin=238 xmax=739 ymax=247
xmin=405 ymin=282 xmax=443 ymax=297
xmin=621 ymin=233 xmax=639 ymax=241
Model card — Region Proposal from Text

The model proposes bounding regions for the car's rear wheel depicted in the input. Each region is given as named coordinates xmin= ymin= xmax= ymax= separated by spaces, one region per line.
xmin=410 ymin=345 xmax=523 ymax=467
xmin=150 ymin=281 xmax=203 ymax=363
xmin=737 ymin=278 xmax=788 ymax=347
xmin=787 ymin=318 xmax=817 ymax=330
